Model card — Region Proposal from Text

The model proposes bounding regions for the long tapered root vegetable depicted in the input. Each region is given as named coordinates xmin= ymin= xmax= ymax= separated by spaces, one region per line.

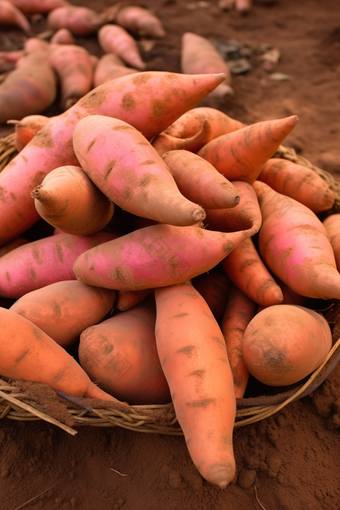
xmin=181 ymin=32 xmax=234 ymax=98
xmin=113 ymin=5 xmax=166 ymax=38
xmin=31 ymin=165 xmax=115 ymax=235
xmin=152 ymin=120 xmax=214 ymax=156
xmin=47 ymin=5 xmax=106 ymax=36
xmin=221 ymin=236 xmax=284 ymax=307
xmin=73 ymin=115 xmax=206 ymax=226
xmin=192 ymin=267 xmax=231 ymax=322
xmin=73 ymin=222 xmax=257 ymax=291
xmin=9 ymin=0 xmax=69 ymax=15
xmin=0 ymin=231 xmax=118 ymax=298
xmin=79 ymin=302 xmax=171 ymax=405
xmin=0 ymin=307 xmax=125 ymax=404
xmin=197 ymin=115 xmax=299 ymax=183
xmin=164 ymin=106 xmax=245 ymax=139
xmin=93 ymin=53 xmax=138 ymax=88
xmin=48 ymin=43 xmax=94 ymax=110
xmin=242 ymin=304 xmax=332 ymax=386
xmin=0 ymin=70 xmax=226 ymax=246
xmin=204 ymin=180 xmax=262 ymax=233
xmin=154 ymin=281 xmax=236 ymax=488
xmin=50 ymin=27 xmax=75 ymax=45
xmin=0 ymin=47 xmax=57 ymax=125
xmin=162 ymin=149 xmax=241 ymax=209
xmin=221 ymin=284 xmax=256 ymax=397
xmin=98 ymin=24 xmax=146 ymax=70
xmin=0 ymin=0 xmax=32 ymax=35
xmin=10 ymin=281 xmax=116 ymax=349
xmin=258 ymin=157 xmax=335 ymax=213
xmin=323 ymin=213 xmax=340 ymax=270
xmin=253 ymin=180 xmax=340 ymax=300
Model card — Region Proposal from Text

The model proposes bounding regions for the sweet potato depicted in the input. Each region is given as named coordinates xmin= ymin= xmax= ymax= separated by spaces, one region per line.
xmin=0 ymin=237 xmax=29 ymax=257
xmin=10 ymin=0 xmax=69 ymax=15
xmin=0 ymin=230 xmax=117 ymax=298
xmin=98 ymin=24 xmax=146 ymax=71
xmin=72 ymin=222 xmax=257 ymax=291
xmin=192 ymin=267 xmax=231 ymax=322
xmin=50 ymin=27 xmax=75 ymax=45
xmin=219 ymin=0 xmax=252 ymax=14
xmin=0 ymin=43 xmax=57 ymax=125
xmin=47 ymin=5 xmax=105 ymax=36
xmin=164 ymin=106 xmax=245 ymax=139
xmin=221 ymin=236 xmax=284 ymax=307
xmin=154 ymin=281 xmax=236 ymax=488
xmin=31 ymin=165 xmax=115 ymax=235
xmin=258 ymin=157 xmax=335 ymax=213
xmin=0 ymin=0 xmax=32 ymax=34
xmin=48 ymin=43 xmax=94 ymax=110
xmin=10 ymin=280 xmax=116 ymax=349
xmin=116 ymin=288 xmax=152 ymax=312
xmin=0 ymin=306 xmax=123 ymax=403
xmin=113 ymin=5 xmax=165 ymax=39
xmin=152 ymin=120 xmax=213 ymax=156
xmin=204 ymin=180 xmax=262 ymax=233
xmin=197 ymin=115 xmax=299 ymax=183
xmin=73 ymin=115 xmax=206 ymax=226
xmin=323 ymin=213 xmax=340 ymax=270
xmin=0 ymin=70 xmax=227 ymax=245
xmin=181 ymin=32 xmax=234 ymax=98
xmin=221 ymin=284 xmax=256 ymax=398
xmin=93 ymin=53 xmax=138 ymax=88
xmin=8 ymin=114 xmax=49 ymax=151
xmin=79 ymin=301 xmax=171 ymax=405
xmin=162 ymin=149 xmax=241 ymax=209
xmin=253 ymin=180 xmax=340 ymax=300
xmin=242 ymin=304 xmax=332 ymax=386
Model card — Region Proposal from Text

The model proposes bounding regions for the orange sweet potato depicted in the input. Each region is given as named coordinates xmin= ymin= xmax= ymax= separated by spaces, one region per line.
xmin=10 ymin=280 xmax=116 ymax=349
xmin=79 ymin=301 xmax=171 ymax=405
xmin=0 ymin=306 xmax=123 ymax=403
xmin=155 ymin=281 xmax=236 ymax=488
xmin=242 ymin=304 xmax=332 ymax=386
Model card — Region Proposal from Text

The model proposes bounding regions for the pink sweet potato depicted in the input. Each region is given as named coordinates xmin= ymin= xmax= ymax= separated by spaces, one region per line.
xmin=253 ymin=180 xmax=340 ymax=300
xmin=10 ymin=0 xmax=69 ymax=15
xmin=72 ymin=222 xmax=257 ymax=291
xmin=72 ymin=115 xmax=206 ymax=226
xmin=0 ymin=43 xmax=57 ymax=125
xmin=0 ymin=231 xmax=117 ymax=298
xmin=0 ymin=70 xmax=226 ymax=246
xmin=181 ymin=32 xmax=234 ymax=98
xmin=47 ymin=5 xmax=105 ymax=36
xmin=0 ymin=0 xmax=32 ymax=34
xmin=93 ymin=53 xmax=138 ymax=88
xmin=48 ymin=43 xmax=94 ymax=110
xmin=98 ymin=24 xmax=146 ymax=70
xmin=113 ymin=5 xmax=165 ymax=38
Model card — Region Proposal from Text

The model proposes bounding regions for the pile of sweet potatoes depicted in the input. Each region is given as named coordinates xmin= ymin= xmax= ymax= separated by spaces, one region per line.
xmin=0 ymin=8 xmax=339 ymax=489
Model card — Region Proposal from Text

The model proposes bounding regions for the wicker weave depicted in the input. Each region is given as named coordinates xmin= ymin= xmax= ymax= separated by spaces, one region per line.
xmin=0 ymin=135 xmax=340 ymax=435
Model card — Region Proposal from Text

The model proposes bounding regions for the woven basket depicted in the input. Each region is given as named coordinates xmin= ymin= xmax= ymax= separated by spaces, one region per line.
xmin=0 ymin=135 xmax=340 ymax=436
